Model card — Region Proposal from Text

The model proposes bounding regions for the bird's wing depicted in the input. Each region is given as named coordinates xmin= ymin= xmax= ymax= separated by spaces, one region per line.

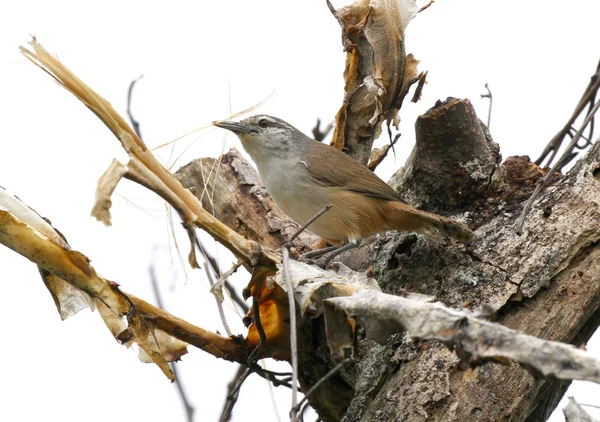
xmin=302 ymin=141 xmax=404 ymax=202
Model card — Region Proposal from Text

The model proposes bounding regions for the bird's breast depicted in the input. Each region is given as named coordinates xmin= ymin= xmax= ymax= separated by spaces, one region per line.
xmin=257 ymin=160 xmax=330 ymax=225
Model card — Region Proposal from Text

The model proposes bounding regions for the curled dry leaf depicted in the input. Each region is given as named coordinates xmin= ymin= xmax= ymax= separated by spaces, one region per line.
xmin=91 ymin=159 xmax=128 ymax=226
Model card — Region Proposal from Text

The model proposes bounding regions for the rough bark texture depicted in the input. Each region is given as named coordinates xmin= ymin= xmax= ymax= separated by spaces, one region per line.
xmin=176 ymin=98 xmax=600 ymax=421
xmin=330 ymin=98 xmax=600 ymax=421
xmin=390 ymin=97 xmax=501 ymax=213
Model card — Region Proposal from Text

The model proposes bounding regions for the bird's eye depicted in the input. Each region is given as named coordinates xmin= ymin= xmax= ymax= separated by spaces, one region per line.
xmin=258 ymin=119 xmax=269 ymax=128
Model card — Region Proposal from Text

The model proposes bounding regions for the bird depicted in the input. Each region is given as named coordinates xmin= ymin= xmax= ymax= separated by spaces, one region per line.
xmin=214 ymin=115 xmax=473 ymax=258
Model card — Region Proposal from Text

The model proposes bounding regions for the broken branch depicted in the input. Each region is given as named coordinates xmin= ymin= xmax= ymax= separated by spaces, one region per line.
xmin=327 ymin=289 xmax=600 ymax=384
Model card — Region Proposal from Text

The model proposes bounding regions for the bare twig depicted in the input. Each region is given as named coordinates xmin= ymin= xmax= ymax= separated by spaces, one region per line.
xmin=292 ymin=358 xmax=353 ymax=418
xmin=224 ymin=278 xmax=249 ymax=313
xmin=367 ymin=133 xmax=401 ymax=172
xmin=219 ymin=365 xmax=247 ymax=422
xmin=282 ymin=246 xmax=299 ymax=422
xmin=195 ymin=238 xmax=248 ymax=313
xmin=252 ymin=367 xmax=293 ymax=389
xmin=480 ymin=83 xmax=492 ymax=129
xmin=247 ymin=296 xmax=268 ymax=366
xmin=286 ymin=205 xmax=332 ymax=248
xmin=312 ymin=119 xmax=333 ymax=142
xmin=148 ymin=263 xmax=195 ymax=422
xmin=536 ymin=60 xmax=600 ymax=169
xmin=410 ymin=71 xmax=428 ymax=103
xmin=328 ymin=289 xmax=600 ymax=384
xmin=210 ymin=261 xmax=243 ymax=304
xmin=126 ymin=75 xmax=144 ymax=139
xmin=222 ymin=315 xmax=293 ymax=421
xmin=418 ymin=0 xmax=435 ymax=13
xmin=128 ymin=294 xmax=248 ymax=362
xmin=252 ymin=297 xmax=268 ymax=349
xmin=205 ymin=266 xmax=232 ymax=336
xmin=282 ymin=204 xmax=335 ymax=422
xmin=516 ymin=101 xmax=600 ymax=234
xmin=220 ymin=367 xmax=252 ymax=422
xmin=170 ymin=364 xmax=194 ymax=422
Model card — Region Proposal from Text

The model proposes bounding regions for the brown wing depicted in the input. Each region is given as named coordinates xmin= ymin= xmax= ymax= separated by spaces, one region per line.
xmin=303 ymin=141 xmax=404 ymax=202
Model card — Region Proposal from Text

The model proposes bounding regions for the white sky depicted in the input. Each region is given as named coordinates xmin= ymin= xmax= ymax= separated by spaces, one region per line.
xmin=1 ymin=1 xmax=599 ymax=421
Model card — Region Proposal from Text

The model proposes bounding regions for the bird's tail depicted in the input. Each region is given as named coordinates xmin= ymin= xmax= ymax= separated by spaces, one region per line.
xmin=384 ymin=202 xmax=474 ymax=242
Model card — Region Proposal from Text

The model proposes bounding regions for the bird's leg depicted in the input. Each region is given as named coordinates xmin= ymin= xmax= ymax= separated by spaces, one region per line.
xmin=299 ymin=240 xmax=361 ymax=265
xmin=321 ymin=239 xmax=361 ymax=262
xmin=299 ymin=245 xmax=340 ymax=260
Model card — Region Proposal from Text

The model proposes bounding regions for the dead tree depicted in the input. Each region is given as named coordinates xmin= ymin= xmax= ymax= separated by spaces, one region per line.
xmin=4 ymin=2 xmax=600 ymax=421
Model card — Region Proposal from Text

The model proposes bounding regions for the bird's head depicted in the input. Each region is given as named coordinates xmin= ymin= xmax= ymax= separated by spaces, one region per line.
xmin=213 ymin=115 xmax=308 ymax=160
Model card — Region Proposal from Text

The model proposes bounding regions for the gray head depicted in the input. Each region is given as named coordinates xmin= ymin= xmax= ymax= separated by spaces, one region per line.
xmin=213 ymin=115 xmax=311 ymax=160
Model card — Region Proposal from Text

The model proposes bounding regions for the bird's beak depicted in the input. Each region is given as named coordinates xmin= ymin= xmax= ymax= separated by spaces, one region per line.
xmin=213 ymin=120 xmax=255 ymax=134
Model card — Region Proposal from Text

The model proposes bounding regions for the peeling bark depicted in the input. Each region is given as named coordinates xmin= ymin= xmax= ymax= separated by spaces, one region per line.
xmin=328 ymin=0 xmax=420 ymax=165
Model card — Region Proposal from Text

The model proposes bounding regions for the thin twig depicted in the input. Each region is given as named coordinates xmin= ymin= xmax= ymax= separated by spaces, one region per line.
xmin=262 ymin=360 xmax=283 ymax=422
xmin=418 ymin=0 xmax=435 ymax=13
xmin=221 ymin=312 xmax=293 ymax=421
xmin=252 ymin=297 xmax=268 ymax=347
xmin=282 ymin=246 xmax=299 ymax=422
xmin=204 ymin=265 xmax=232 ymax=336
xmin=219 ymin=365 xmax=247 ymax=422
xmin=219 ymin=363 xmax=294 ymax=421
xmin=220 ymin=367 xmax=252 ymax=422
xmin=129 ymin=77 xmax=195 ymax=419
xmin=292 ymin=358 xmax=353 ymax=418
xmin=252 ymin=367 xmax=293 ymax=389
xmin=536 ymin=60 xmax=600 ymax=168
xmin=211 ymin=261 xmax=243 ymax=303
xmin=516 ymin=102 xmax=600 ymax=234
xmin=126 ymin=75 xmax=144 ymax=139
xmin=283 ymin=205 xmax=335 ymax=422
xmin=367 ymin=133 xmax=401 ymax=172
xmin=148 ymin=263 xmax=195 ymax=422
xmin=195 ymin=237 xmax=248 ymax=313
xmin=480 ymin=83 xmax=492 ymax=129
xmin=312 ymin=119 xmax=333 ymax=142
xmin=224 ymin=278 xmax=248 ymax=313
xmin=286 ymin=205 xmax=332 ymax=247
xmin=247 ymin=296 xmax=268 ymax=365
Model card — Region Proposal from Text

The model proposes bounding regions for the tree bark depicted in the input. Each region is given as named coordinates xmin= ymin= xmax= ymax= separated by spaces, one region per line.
xmin=333 ymin=98 xmax=600 ymax=421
